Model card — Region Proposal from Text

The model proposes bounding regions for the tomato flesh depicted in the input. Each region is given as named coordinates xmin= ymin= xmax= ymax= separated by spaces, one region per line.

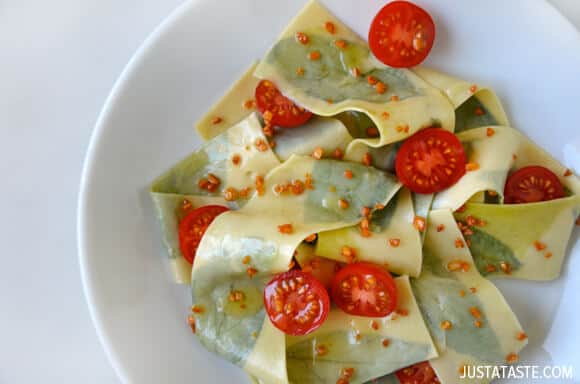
xmin=264 ymin=270 xmax=330 ymax=335
xmin=396 ymin=361 xmax=440 ymax=384
xmin=368 ymin=1 xmax=435 ymax=68
xmin=504 ymin=165 xmax=565 ymax=204
xmin=255 ymin=80 xmax=313 ymax=128
xmin=330 ymin=262 xmax=397 ymax=317
xmin=395 ymin=128 xmax=466 ymax=194
xmin=178 ymin=205 xmax=229 ymax=264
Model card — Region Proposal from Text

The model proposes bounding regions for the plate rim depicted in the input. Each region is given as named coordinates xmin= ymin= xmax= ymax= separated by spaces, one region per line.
xmin=77 ymin=1 xmax=202 ymax=381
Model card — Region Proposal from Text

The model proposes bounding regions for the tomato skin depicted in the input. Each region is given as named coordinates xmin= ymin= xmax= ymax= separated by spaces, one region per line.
xmin=504 ymin=166 xmax=565 ymax=204
xmin=395 ymin=128 xmax=466 ymax=194
xmin=368 ymin=1 xmax=436 ymax=68
xmin=254 ymin=80 xmax=313 ymax=128
xmin=395 ymin=361 xmax=440 ymax=384
xmin=264 ymin=270 xmax=330 ymax=336
xmin=178 ymin=205 xmax=229 ymax=264
xmin=330 ymin=262 xmax=397 ymax=317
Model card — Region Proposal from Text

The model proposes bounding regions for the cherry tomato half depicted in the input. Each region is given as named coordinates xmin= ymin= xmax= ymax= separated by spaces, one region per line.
xmin=255 ymin=80 xmax=313 ymax=128
xmin=178 ymin=205 xmax=229 ymax=264
xmin=395 ymin=128 xmax=466 ymax=194
xmin=504 ymin=165 xmax=565 ymax=204
xmin=368 ymin=1 xmax=436 ymax=68
xmin=396 ymin=361 xmax=440 ymax=384
xmin=330 ymin=262 xmax=397 ymax=317
xmin=264 ymin=270 xmax=330 ymax=336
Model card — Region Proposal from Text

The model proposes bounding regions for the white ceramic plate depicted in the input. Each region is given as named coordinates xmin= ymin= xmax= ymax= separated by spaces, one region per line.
xmin=78 ymin=0 xmax=580 ymax=382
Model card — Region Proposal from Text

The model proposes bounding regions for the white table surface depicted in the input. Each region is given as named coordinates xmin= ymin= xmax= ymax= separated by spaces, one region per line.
xmin=0 ymin=1 xmax=578 ymax=383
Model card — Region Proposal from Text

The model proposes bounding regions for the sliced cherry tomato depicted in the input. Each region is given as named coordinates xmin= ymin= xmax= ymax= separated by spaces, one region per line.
xmin=255 ymin=80 xmax=313 ymax=128
xmin=504 ymin=165 xmax=565 ymax=204
xmin=368 ymin=1 xmax=436 ymax=68
xmin=330 ymin=262 xmax=397 ymax=317
xmin=396 ymin=361 xmax=440 ymax=384
xmin=178 ymin=205 xmax=229 ymax=264
xmin=263 ymin=270 xmax=330 ymax=336
xmin=395 ymin=128 xmax=466 ymax=194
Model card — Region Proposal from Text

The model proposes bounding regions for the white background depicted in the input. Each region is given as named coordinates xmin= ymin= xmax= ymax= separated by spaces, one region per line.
xmin=0 ymin=1 xmax=578 ymax=383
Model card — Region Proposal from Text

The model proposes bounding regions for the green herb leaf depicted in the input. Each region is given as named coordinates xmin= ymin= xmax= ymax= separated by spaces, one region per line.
xmin=467 ymin=227 xmax=521 ymax=276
